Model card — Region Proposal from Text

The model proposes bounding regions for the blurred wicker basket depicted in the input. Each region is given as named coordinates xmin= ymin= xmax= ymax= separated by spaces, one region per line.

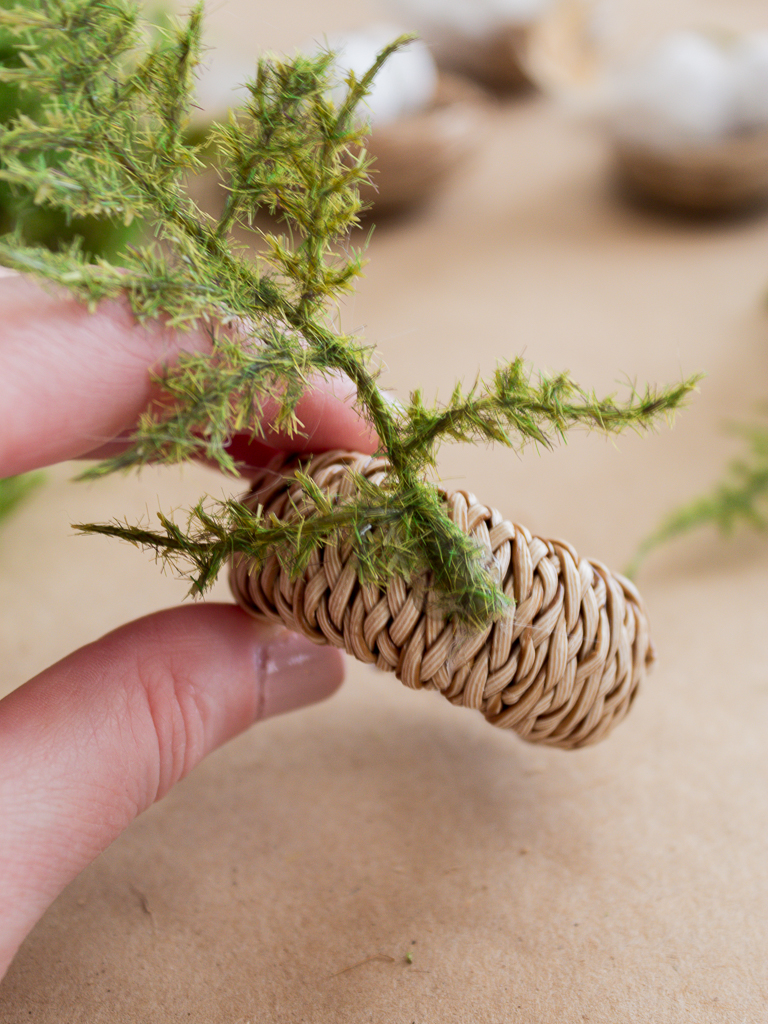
xmin=523 ymin=2 xmax=768 ymax=213
xmin=428 ymin=21 xmax=533 ymax=92
xmin=614 ymin=129 xmax=768 ymax=212
xmin=358 ymin=72 xmax=490 ymax=215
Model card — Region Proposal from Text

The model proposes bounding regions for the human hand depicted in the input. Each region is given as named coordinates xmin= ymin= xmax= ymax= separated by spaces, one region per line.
xmin=0 ymin=271 xmax=378 ymax=979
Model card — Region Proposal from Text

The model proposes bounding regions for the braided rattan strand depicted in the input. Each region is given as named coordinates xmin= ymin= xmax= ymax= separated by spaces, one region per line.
xmin=229 ymin=451 xmax=655 ymax=749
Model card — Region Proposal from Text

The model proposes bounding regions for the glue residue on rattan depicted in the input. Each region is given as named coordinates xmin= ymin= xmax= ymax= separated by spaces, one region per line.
xmin=230 ymin=451 xmax=655 ymax=749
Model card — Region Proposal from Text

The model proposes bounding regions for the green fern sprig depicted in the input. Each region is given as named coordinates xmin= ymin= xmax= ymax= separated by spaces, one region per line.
xmin=0 ymin=0 xmax=699 ymax=624
xmin=628 ymin=417 xmax=768 ymax=576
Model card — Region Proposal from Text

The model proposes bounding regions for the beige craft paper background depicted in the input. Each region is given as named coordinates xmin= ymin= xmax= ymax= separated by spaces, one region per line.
xmin=2 ymin=1 xmax=768 ymax=1020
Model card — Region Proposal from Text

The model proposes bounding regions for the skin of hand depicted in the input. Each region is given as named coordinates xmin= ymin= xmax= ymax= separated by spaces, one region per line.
xmin=0 ymin=270 xmax=379 ymax=980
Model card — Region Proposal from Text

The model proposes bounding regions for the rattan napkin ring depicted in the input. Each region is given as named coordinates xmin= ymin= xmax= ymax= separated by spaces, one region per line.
xmin=229 ymin=450 xmax=655 ymax=749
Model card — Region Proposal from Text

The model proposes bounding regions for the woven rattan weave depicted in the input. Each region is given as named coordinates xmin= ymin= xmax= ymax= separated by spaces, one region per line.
xmin=230 ymin=451 xmax=655 ymax=749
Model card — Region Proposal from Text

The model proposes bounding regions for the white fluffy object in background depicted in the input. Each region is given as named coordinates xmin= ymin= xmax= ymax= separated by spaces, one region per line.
xmin=193 ymin=27 xmax=437 ymax=128
xmin=322 ymin=25 xmax=438 ymax=126
xmin=730 ymin=32 xmax=768 ymax=132
xmin=611 ymin=30 xmax=768 ymax=150
xmin=387 ymin=0 xmax=553 ymax=39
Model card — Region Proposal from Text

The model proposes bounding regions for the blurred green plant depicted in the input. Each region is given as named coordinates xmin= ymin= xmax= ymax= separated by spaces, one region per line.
xmin=0 ymin=472 xmax=44 ymax=525
xmin=628 ymin=415 xmax=768 ymax=576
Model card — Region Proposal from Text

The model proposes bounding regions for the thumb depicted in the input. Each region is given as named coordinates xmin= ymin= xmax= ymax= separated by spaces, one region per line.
xmin=0 ymin=604 xmax=342 ymax=977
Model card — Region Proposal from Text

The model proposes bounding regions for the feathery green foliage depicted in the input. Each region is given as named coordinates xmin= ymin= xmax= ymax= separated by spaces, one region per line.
xmin=0 ymin=0 xmax=138 ymax=256
xmin=628 ymin=417 xmax=768 ymax=576
xmin=0 ymin=0 xmax=699 ymax=625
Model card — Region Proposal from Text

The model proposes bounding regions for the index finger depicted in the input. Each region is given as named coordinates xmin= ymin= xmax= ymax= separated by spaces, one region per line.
xmin=0 ymin=272 xmax=378 ymax=478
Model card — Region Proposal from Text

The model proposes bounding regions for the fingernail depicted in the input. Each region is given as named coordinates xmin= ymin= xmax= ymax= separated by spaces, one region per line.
xmin=257 ymin=631 xmax=344 ymax=720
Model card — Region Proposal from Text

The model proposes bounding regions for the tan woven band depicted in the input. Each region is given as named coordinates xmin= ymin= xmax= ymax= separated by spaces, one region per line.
xmin=229 ymin=450 xmax=655 ymax=749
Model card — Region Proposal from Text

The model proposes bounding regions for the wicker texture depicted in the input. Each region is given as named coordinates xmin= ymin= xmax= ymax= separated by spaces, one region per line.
xmin=230 ymin=451 xmax=655 ymax=749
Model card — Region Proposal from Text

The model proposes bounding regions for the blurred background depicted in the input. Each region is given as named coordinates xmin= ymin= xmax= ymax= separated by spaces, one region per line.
xmin=2 ymin=2 xmax=768 ymax=1021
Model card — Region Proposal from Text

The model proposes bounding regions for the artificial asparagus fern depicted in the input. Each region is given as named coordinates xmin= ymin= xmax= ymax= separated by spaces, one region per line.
xmin=0 ymin=0 xmax=698 ymax=626
xmin=628 ymin=416 xmax=768 ymax=576
xmin=0 ymin=0 xmax=138 ymax=257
